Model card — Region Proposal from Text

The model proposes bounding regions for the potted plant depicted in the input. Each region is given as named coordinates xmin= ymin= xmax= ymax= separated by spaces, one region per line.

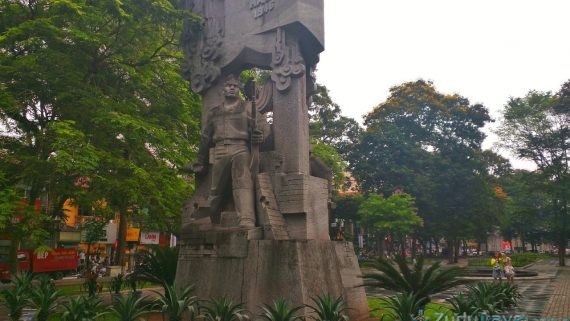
xmin=127 ymin=273 xmax=141 ymax=299
xmin=110 ymin=274 xmax=124 ymax=303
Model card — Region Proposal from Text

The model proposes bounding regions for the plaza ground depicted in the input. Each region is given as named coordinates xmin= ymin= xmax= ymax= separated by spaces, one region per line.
xmin=1 ymin=258 xmax=568 ymax=321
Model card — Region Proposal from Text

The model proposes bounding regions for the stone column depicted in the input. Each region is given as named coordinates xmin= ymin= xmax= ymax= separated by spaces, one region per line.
xmin=271 ymin=30 xmax=310 ymax=176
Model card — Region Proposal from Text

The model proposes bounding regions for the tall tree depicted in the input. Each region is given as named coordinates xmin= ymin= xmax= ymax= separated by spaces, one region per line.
xmin=350 ymin=80 xmax=493 ymax=262
xmin=358 ymin=193 xmax=422 ymax=256
xmin=309 ymin=84 xmax=362 ymax=158
xmin=499 ymin=170 xmax=549 ymax=252
xmin=0 ymin=0 xmax=201 ymax=267
xmin=497 ymin=84 xmax=570 ymax=265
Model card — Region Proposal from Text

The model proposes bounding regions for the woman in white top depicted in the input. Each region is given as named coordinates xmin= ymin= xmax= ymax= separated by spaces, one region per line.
xmin=504 ymin=257 xmax=515 ymax=284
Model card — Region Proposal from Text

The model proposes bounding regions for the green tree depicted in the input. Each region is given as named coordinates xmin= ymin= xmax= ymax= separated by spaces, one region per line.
xmin=358 ymin=193 xmax=422 ymax=256
xmin=499 ymin=171 xmax=549 ymax=252
xmin=309 ymin=84 xmax=362 ymax=158
xmin=311 ymin=139 xmax=346 ymax=189
xmin=497 ymin=85 xmax=569 ymax=265
xmin=0 ymin=0 xmax=202 ymax=267
xmin=81 ymin=217 xmax=107 ymax=270
xmin=308 ymin=84 xmax=361 ymax=193
xmin=332 ymin=194 xmax=364 ymax=222
xmin=351 ymin=80 xmax=493 ymax=261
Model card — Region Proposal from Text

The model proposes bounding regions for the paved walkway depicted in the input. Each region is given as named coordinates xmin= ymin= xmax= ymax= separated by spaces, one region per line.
xmin=542 ymin=267 xmax=570 ymax=319
xmin=366 ymin=258 xmax=566 ymax=318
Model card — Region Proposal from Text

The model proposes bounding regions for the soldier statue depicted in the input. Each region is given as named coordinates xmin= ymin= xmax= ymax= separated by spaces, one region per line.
xmin=189 ymin=74 xmax=267 ymax=228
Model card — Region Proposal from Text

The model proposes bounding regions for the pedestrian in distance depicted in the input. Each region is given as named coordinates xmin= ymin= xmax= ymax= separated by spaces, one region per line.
xmin=491 ymin=252 xmax=505 ymax=282
xmin=504 ymin=257 xmax=515 ymax=284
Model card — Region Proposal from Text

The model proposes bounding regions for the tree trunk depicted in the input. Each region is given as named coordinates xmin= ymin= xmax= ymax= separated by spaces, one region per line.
xmin=86 ymin=243 xmax=92 ymax=273
xmin=114 ymin=210 xmax=127 ymax=269
xmin=434 ymin=238 xmax=439 ymax=256
xmin=560 ymin=197 xmax=568 ymax=266
xmin=375 ymin=233 xmax=384 ymax=258
xmin=558 ymin=237 xmax=566 ymax=267
xmin=446 ymin=238 xmax=453 ymax=263
xmin=453 ymin=239 xmax=460 ymax=263
xmin=9 ymin=239 xmax=19 ymax=274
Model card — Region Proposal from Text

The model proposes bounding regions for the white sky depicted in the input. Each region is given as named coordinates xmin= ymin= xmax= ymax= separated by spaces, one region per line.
xmin=315 ymin=0 xmax=570 ymax=169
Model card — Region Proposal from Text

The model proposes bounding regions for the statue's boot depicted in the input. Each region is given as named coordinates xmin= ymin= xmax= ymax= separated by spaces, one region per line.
xmin=233 ymin=188 xmax=256 ymax=228
xmin=207 ymin=194 xmax=223 ymax=225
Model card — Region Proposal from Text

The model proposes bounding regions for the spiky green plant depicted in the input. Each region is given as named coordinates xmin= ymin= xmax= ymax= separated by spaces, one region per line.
xmin=383 ymin=293 xmax=426 ymax=321
xmin=109 ymin=292 xmax=154 ymax=321
xmin=12 ymin=271 xmax=34 ymax=292
xmin=0 ymin=271 xmax=35 ymax=321
xmin=28 ymin=276 xmax=61 ymax=321
xmin=258 ymin=298 xmax=304 ymax=321
xmin=153 ymin=284 xmax=197 ymax=321
xmin=305 ymin=294 xmax=348 ymax=321
xmin=200 ymin=297 xmax=250 ymax=321
xmin=1 ymin=288 xmax=28 ymax=321
xmin=466 ymin=283 xmax=504 ymax=315
xmin=131 ymin=246 xmax=179 ymax=290
xmin=463 ymin=282 xmax=520 ymax=315
xmin=364 ymin=256 xmax=464 ymax=306
xmin=494 ymin=282 xmax=521 ymax=309
xmin=447 ymin=293 xmax=481 ymax=317
xmin=61 ymin=296 xmax=108 ymax=321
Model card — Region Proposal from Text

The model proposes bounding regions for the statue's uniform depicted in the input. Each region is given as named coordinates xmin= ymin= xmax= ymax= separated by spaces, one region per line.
xmin=198 ymin=100 xmax=261 ymax=227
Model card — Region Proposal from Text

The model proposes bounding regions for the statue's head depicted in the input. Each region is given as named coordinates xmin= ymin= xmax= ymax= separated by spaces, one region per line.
xmin=223 ymin=74 xmax=241 ymax=99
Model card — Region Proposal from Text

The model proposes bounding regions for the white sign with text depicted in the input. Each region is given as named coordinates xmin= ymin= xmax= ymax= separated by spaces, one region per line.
xmin=140 ymin=232 xmax=160 ymax=245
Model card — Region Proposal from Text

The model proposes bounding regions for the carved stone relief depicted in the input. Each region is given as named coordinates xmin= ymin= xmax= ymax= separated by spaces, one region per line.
xmin=271 ymin=28 xmax=306 ymax=93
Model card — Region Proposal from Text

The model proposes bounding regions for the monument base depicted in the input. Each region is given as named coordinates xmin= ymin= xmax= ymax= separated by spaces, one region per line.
xmin=176 ymin=233 xmax=369 ymax=321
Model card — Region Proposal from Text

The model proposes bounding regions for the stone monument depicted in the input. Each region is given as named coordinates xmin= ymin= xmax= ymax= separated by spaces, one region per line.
xmin=175 ymin=1 xmax=368 ymax=319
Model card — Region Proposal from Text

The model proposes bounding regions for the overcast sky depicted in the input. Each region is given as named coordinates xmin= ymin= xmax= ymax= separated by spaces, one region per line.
xmin=315 ymin=0 xmax=570 ymax=169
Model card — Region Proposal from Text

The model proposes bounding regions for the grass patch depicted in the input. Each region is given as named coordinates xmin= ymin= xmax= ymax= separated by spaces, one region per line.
xmin=368 ymin=297 xmax=453 ymax=321
xmin=55 ymin=280 xmax=156 ymax=296
xmin=468 ymin=252 xmax=549 ymax=268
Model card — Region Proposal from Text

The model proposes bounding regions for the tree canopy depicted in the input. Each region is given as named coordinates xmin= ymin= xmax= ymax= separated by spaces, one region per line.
xmin=497 ymin=83 xmax=570 ymax=265
xmin=349 ymin=80 xmax=497 ymax=261
xmin=0 ymin=0 xmax=202 ymax=265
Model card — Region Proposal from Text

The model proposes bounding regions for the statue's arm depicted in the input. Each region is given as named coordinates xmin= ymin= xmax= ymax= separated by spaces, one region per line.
xmin=258 ymin=112 xmax=271 ymax=141
xmin=251 ymin=111 xmax=270 ymax=144
xmin=196 ymin=113 xmax=213 ymax=167
xmin=182 ymin=110 xmax=212 ymax=174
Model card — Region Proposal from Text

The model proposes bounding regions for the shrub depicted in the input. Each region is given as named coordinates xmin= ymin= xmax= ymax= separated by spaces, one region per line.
xmin=153 ymin=284 xmax=197 ymax=321
xmin=383 ymin=293 xmax=427 ymax=321
xmin=111 ymin=274 xmax=125 ymax=295
xmin=110 ymin=292 xmax=154 ymax=321
xmin=259 ymin=299 xmax=304 ymax=321
xmin=448 ymin=282 xmax=521 ymax=316
xmin=200 ymin=297 xmax=250 ymax=321
xmin=28 ymin=276 xmax=61 ymax=321
xmin=306 ymin=294 xmax=349 ymax=321
xmin=364 ymin=256 xmax=464 ymax=307
xmin=131 ymin=246 xmax=179 ymax=290
xmin=61 ymin=296 xmax=108 ymax=321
